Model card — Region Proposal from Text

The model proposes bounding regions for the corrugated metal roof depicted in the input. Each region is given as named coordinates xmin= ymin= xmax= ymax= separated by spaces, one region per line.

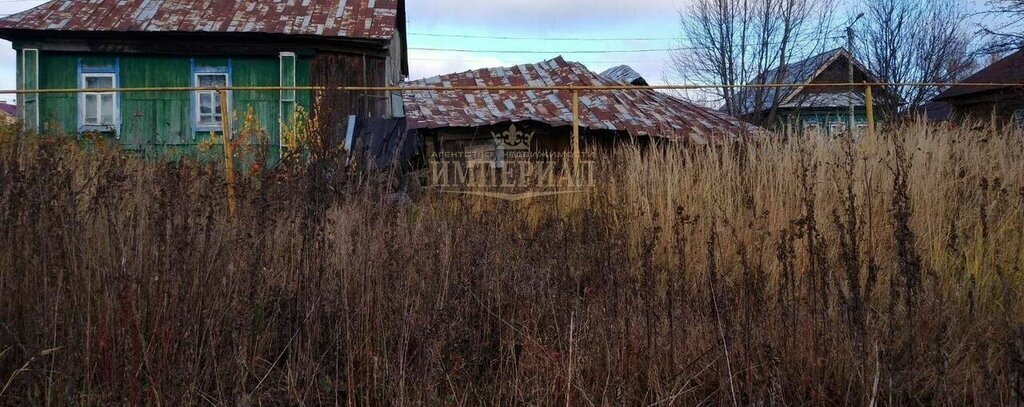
xmin=0 ymin=0 xmax=399 ymax=40
xmin=402 ymin=57 xmax=758 ymax=144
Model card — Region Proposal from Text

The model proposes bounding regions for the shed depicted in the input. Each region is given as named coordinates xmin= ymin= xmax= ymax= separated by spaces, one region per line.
xmin=402 ymin=57 xmax=758 ymax=161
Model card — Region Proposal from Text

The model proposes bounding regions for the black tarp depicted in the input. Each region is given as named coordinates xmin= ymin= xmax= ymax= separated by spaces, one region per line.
xmin=348 ymin=117 xmax=422 ymax=171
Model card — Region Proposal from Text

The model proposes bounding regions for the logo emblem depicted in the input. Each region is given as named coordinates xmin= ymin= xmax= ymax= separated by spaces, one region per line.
xmin=491 ymin=124 xmax=534 ymax=150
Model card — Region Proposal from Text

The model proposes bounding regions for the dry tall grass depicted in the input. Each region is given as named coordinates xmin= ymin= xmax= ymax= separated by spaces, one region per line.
xmin=0 ymin=123 xmax=1022 ymax=405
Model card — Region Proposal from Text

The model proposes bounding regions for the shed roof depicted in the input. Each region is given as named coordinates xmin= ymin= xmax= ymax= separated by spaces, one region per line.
xmin=934 ymin=50 xmax=1024 ymax=101
xmin=0 ymin=0 xmax=400 ymax=41
xmin=402 ymin=57 xmax=758 ymax=144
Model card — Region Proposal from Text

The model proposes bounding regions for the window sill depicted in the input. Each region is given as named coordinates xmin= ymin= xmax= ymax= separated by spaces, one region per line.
xmin=79 ymin=125 xmax=118 ymax=134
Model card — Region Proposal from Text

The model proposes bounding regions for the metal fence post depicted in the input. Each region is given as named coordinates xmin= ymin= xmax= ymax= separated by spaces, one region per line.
xmin=219 ymin=89 xmax=237 ymax=218
xmin=865 ymin=84 xmax=876 ymax=138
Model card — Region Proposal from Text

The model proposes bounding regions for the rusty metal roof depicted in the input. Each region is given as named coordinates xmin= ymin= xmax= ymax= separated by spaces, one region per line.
xmin=402 ymin=57 xmax=758 ymax=144
xmin=0 ymin=0 xmax=399 ymax=40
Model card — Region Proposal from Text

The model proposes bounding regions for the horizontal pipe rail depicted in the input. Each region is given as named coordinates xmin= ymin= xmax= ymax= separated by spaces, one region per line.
xmin=2 ymin=82 xmax=1023 ymax=95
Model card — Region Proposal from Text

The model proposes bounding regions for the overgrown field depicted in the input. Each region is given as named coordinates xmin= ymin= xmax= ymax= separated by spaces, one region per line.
xmin=1 ymin=124 xmax=1022 ymax=405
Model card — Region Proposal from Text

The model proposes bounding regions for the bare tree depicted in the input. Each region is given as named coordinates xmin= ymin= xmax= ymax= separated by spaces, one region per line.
xmin=980 ymin=0 xmax=1024 ymax=52
xmin=670 ymin=0 xmax=838 ymax=125
xmin=856 ymin=0 xmax=977 ymax=115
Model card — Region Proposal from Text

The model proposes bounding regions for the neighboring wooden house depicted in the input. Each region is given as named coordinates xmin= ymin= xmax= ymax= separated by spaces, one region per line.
xmin=0 ymin=102 xmax=16 ymax=124
xmin=933 ymin=50 xmax=1024 ymax=127
xmin=402 ymin=57 xmax=758 ymax=161
xmin=0 ymin=0 xmax=407 ymax=158
xmin=732 ymin=48 xmax=897 ymax=136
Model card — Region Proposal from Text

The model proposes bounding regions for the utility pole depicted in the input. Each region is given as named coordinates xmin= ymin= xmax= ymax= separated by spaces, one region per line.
xmin=847 ymin=13 xmax=864 ymax=137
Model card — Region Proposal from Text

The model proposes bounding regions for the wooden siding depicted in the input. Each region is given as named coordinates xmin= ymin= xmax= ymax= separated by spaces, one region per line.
xmin=18 ymin=50 xmax=313 ymax=160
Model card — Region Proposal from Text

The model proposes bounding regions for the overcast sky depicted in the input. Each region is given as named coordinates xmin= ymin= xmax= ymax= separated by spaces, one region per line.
xmin=0 ymin=0 xmax=998 ymax=103
xmin=0 ymin=0 xmax=698 ymax=102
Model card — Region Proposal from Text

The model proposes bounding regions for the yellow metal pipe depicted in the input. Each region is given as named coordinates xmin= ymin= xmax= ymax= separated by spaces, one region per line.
xmin=865 ymin=84 xmax=876 ymax=139
xmin=0 ymin=82 xmax=1021 ymax=95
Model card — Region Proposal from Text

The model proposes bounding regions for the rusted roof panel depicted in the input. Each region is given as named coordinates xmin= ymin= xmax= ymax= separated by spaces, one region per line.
xmin=0 ymin=0 xmax=399 ymax=40
xmin=403 ymin=57 xmax=759 ymax=143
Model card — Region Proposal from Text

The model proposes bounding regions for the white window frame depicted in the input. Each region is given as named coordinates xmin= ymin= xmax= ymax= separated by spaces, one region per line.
xmin=194 ymin=72 xmax=230 ymax=131
xmin=78 ymin=72 xmax=119 ymax=132
xmin=21 ymin=48 xmax=39 ymax=131
xmin=279 ymin=52 xmax=296 ymax=103
xmin=279 ymin=52 xmax=296 ymax=152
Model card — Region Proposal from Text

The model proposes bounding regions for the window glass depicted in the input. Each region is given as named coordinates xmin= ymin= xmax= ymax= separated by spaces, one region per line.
xmin=85 ymin=76 xmax=114 ymax=89
xmin=100 ymin=94 xmax=114 ymax=124
xmin=198 ymin=92 xmax=222 ymax=125
xmin=84 ymin=94 xmax=98 ymax=124
xmin=198 ymin=74 xmax=227 ymax=88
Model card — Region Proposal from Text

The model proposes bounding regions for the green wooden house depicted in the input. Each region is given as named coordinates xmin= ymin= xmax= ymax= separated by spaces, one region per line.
xmin=730 ymin=48 xmax=898 ymax=136
xmin=0 ymin=0 xmax=408 ymax=159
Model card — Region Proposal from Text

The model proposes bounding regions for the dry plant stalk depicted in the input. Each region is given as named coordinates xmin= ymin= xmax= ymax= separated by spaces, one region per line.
xmin=0 ymin=122 xmax=1022 ymax=405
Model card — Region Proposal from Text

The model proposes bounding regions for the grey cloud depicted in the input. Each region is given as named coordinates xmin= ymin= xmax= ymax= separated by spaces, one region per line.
xmin=407 ymin=0 xmax=680 ymax=30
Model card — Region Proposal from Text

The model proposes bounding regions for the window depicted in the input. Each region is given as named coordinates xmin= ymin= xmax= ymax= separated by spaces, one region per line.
xmin=79 ymin=73 xmax=118 ymax=130
xmin=194 ymin=72 xmax=229 ymax=129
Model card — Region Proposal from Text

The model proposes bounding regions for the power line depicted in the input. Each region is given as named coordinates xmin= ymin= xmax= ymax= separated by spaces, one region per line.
xmin=408 ymin=37 xmax=844 ymax=55
xmin=408 ymin=32 xmax=677 ymax=41
xmin=409 ymin=46 xmax=677 ymax=54
xmin=410 ymin=57 xmax=664 ymax=64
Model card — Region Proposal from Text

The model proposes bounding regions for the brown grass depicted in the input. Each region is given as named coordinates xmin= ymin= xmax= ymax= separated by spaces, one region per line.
xmin=0 ymin=123 xmax=1022 ymax=405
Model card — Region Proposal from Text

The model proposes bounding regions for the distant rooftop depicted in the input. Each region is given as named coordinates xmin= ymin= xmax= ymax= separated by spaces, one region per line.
xmin=0 ymin=103 xmax=15 ymax=117
xmin=935 ymin=49 xmax=1024 ymax=101
xmin=599 ymin=65 xmax=649 ymax=86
